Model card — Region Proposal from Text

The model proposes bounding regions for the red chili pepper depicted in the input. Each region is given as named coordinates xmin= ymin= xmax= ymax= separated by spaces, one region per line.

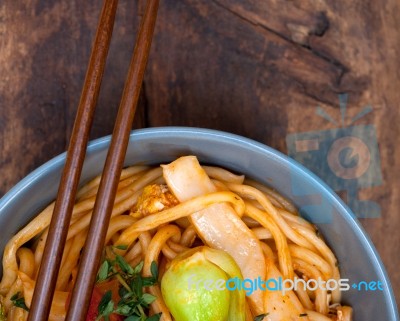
xmin=85 ymin=286 xmax=103 ymax=321
xmin=66 ymin=281 xmax=123 ymax=321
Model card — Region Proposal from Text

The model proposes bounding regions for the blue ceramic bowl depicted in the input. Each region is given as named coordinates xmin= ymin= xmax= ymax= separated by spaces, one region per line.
xmin=0 ymin=127 xmax=398 ymax=320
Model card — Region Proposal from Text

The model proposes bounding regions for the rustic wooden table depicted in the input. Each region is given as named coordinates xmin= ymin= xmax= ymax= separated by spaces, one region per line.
xmin=1 ymin=0 xmax=399 ymax=307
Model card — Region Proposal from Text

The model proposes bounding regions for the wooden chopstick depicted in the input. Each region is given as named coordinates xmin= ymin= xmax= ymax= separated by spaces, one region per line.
xmin=65 ymin=1 xmax=160 ymax=320
xmin=27 ymin=1 xmax=119 ymax=320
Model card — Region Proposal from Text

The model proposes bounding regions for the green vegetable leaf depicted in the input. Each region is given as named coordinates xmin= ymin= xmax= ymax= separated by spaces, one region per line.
xmin=97 ymin=247 xmax=161 ymax=321
xmin=133 ymin=261 xmax=144 ymax=274
xmin=98 ymin=260 xmax=110 ymax=282
xmin=148 ymin=313 xmax=162 ymax=321
xmin=141 ymin=276 xmax=157 ymax=287
xmin=141 ymin=293 xmax=156 ymax=305
xmin=10 ymin=292 xmax=29 ymax=311
xmin=116 ymin=255 xmax=134 ymax=275
xmin=115 ymin=303 xmax=134 ymax=316
xmin=150 ymin=261 xmax=158 ymax=280
xmin=114 ymin=244 xmax=128 ymax=250
xmin=98 ymin=290 xmax=112 ymax=312
xmin=146 ymin=313 xmax=162 ymax=321
xmin=97 ymin=290 xmax=114 ymax=321
xmin=134 ymin=275 xmax=143 ymax=297
xmin=125 ymin=315 xmax=141 ymax=321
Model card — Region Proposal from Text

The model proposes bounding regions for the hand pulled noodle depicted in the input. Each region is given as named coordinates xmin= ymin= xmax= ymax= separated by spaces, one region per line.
xmin=0 ymin=156 xmax=352 ymax=321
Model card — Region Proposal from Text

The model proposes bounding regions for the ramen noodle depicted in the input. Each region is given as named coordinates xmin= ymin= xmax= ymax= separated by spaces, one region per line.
xmin=0 ymin=156 xmax=352 ymax=321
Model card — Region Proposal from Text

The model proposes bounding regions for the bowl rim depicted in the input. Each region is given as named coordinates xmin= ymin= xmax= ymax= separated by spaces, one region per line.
xmin=0 ymin=126 xmax=398 ymax=319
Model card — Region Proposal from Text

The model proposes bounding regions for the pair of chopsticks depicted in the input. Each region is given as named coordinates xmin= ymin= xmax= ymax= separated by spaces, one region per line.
xmin=27 ymin=0 xmax=160 ymax=320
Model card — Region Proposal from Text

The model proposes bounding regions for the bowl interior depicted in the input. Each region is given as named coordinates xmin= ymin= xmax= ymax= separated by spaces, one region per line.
xmin=0 ymin=127 xmax=397 ymax=320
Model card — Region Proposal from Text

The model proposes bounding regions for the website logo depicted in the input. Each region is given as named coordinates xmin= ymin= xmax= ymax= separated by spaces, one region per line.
xmin=286 ymin=94 xmax=383 ymax=220
xmin=187 ymin=275 xmax=384 ymax=296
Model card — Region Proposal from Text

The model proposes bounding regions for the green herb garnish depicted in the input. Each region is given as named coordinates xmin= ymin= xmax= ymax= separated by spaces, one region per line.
xmin=150 ymin=261 xmax=158 ymax=280
xmin=146 ymin=313 xmax=162 ymax=321
xmin=95 ymin=245 xmax=160 ymax=320
xmin=10 ymin=292 xmax=29 ymax=311
xmin=98 ymin=260 xmax=110 ymax=282
xmin=114 ymin=244 xmax=128 ymax=251
xmin=96 ymin=290 xmax=114 ymax=321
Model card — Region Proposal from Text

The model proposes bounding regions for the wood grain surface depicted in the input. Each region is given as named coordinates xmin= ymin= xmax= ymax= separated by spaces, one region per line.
xmin=0 ymin=0 xmax=399 ymax=307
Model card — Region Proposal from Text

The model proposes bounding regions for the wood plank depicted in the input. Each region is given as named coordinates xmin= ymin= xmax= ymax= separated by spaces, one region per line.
xmin=0 ymin=0 xmax=145 ymax=196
